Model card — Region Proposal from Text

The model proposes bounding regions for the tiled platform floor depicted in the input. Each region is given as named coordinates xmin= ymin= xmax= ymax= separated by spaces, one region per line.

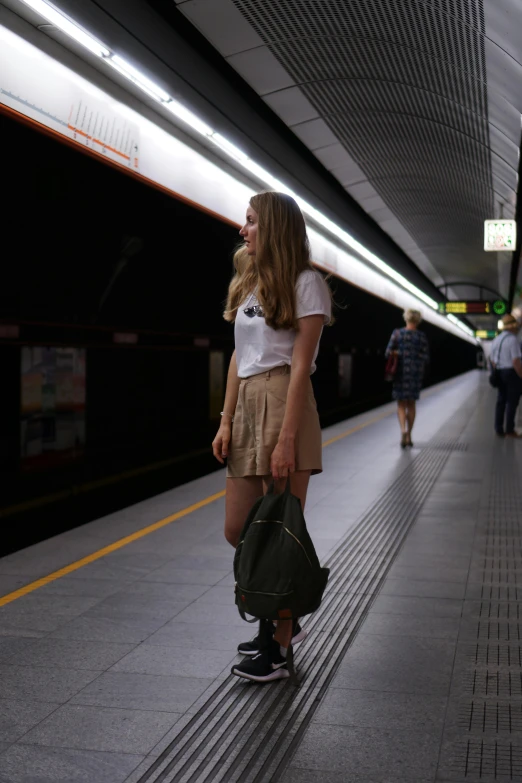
xmin=0 ymin=370 xmax=519 ymax=782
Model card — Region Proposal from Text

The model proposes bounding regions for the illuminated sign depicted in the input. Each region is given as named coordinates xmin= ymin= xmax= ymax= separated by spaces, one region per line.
xmin=475 ymin=330 xmax=498 ymax=339
xmin=438 ymin=300 xmax=506 ymax=315
xmin=492 ymin=300 xmax=507 ymax=315
xmin=484 ymin=220 xmax=517 ymax=251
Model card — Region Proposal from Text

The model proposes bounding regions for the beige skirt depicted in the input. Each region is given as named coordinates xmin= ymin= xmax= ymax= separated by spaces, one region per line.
xmin=226 ymin=365 xmax=323 ymax=478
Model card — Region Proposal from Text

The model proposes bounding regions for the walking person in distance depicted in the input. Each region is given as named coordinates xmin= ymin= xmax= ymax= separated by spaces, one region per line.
xmin=212 ymin=191 xmax=332 ymax=683
xmin=489 ymin=313 xmax=522 ymax=438
xmin=385 ymin=308 xmax=429 ymax=448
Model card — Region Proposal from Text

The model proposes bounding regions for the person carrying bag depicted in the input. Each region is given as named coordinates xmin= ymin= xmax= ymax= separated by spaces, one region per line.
xmin=211 ymin=192 xmax=333 ymax=683
xmin=384 ymin=329 xmax=400 ymax=382
xmin=489 ymin=332 xmax=510 ymax=388
xmin=488 ymin=314 xmax=522 ymax=437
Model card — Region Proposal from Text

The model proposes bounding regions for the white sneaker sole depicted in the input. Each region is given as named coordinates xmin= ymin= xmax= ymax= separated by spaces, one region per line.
xmin=238 ymin=627 xmax=308 ymax=657
xmin=231 ymin=666 xmax=290 ymax=682
xmin=291 ymin=627 xmax=308 ymax=645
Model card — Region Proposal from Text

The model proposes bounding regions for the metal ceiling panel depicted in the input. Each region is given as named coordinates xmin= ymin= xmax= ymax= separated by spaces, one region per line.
xmin=485 ymin=42 xmax=522 ymax=115
xmin=484 ymin=0 xmax=522 ymax=64
xmin=487 ymin=92 xmax=521 ymax=146
xmin=176 ymin=0 xmax=522 ymax=307
xmin=310 ymin=143 xmax=355 ymax=172
xmin=290 ymin=117 xmax=338 ymax=150
xmin=173 ymin=0 xmax=263 ymax=56
xmin=346 ymin=181 xmax=378 ymax=201
xmin=225 ymin=46 xmax=295 ymax=94
xmin=263 ymin=87 xmax=319 ymax=126
xmin=326 ymin=160 xmax=371 ymax=187
xmin=491 ymin=154 xmax=518 ymax=197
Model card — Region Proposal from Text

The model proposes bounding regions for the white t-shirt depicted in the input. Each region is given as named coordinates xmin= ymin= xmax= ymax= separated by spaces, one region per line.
xmin=235 ymin=269 xmax=331 ymax=378
xmin=491 ymin=331 xmax=521 ymax=369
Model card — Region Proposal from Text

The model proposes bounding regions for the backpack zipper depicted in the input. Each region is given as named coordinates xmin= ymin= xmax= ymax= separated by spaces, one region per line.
xmin=283 ymin=527 xmax=313 ymax=568
xmin=237 ymin=586 xmax=294 ymax=597
xmin=250 ymin=520 xmax=313 ymax=568
xmin=252 ymin=520 xmax=282 ymax=524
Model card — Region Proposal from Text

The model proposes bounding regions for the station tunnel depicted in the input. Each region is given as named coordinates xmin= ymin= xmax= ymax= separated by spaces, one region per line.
xmin=0 ymin=1 xmax=521 ymax=781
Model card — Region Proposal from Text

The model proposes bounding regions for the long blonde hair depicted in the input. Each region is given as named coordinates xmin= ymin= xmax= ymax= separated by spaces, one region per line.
xmin=224 ymin=192 xmax=325 ymax=330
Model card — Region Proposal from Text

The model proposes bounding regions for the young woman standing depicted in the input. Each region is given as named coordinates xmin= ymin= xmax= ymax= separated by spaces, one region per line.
xmin=212 ymin=191 xmax=332 ymax=683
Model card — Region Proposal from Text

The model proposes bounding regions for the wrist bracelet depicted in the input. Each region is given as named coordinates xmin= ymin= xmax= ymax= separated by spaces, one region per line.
xmin=220 ymin=411 xmax=234 ymax=422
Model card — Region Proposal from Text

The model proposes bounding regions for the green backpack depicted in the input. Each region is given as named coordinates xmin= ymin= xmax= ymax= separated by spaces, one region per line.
xmin=233 ymin=480 xmax=329 ymax=622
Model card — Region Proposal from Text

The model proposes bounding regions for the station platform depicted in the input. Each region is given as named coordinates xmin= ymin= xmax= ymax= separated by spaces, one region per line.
xmin=0 ymin=370 xmax=520 ymax=783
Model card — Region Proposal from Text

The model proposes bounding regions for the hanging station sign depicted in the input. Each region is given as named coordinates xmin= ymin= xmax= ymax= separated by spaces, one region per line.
xmin=475 ymin=330 xmax=498 ymax=340
xmin=484 ymin=220 xmax=517 ymax=251
xmin=438 ymin=300 xmax=507 ymax=315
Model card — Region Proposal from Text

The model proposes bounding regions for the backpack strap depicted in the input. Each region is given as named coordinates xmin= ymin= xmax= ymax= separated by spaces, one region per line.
xmin=266 ymin=477 xmax=292 ymax=497
xmin=492 ymin=332 xmax=511 ymax=367
xmin=234 ymin=585 xmax=260 ymax=623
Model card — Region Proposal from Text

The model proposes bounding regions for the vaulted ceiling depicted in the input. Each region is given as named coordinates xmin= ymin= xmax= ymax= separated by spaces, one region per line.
xmin=175 ymin=0 xmax=522 ymax=317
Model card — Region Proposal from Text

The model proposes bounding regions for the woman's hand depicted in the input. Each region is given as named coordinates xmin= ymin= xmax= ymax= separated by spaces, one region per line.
xmin=212 ymin=422 xmax=231 ymax=464
xmin=270 ymin=434 xmax=295 ymax=479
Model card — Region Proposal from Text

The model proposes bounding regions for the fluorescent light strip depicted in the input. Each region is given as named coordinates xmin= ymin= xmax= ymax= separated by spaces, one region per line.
xmin=163 ymin=99 xmax=213 ymax=137
xmin=209 ymin=133 xmax=249 ymax=163
xmin=23 ymin=0 xmax=457 ymax=323
xmin=109 ymin=55 xmax=170 ymax=103
xmin=447 ymin=314 xmax=475 ymax=337
xmin=19 ymin=0 xmax=109 ymax=57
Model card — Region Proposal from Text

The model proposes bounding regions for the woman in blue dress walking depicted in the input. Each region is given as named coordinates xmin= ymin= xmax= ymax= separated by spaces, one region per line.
xmin=385 ymin=309 xmax=430 ymax=448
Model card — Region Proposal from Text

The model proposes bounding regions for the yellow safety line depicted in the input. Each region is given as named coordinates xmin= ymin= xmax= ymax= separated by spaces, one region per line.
xmin=0 ymin=491 xmax=225 ymax=607
xmin=0 ymin=409 xmax=393 ymax=607
xmin=321 ymin=412 xmax=390 ymax=447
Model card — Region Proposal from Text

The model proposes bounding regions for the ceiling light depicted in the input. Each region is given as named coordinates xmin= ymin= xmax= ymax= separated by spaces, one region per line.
xmin=14 ymin=2 xmax=447 ymax=318
xmin=235 ymin=158 xmax=438 ymax=309
xmin=109 ymin=55 xmax=171 ymax=103
xmin=164 ymin=99 xmax=213 ymax=136
xmin=447 ymin=314 xmax=476 ymax=338
xmin=245 ymin=161 xmax=281 ymax=189
xmin=210 ymin=133 xmax=249 ymax=163
xmin=19 ymin=0 xmax=109 ymax=57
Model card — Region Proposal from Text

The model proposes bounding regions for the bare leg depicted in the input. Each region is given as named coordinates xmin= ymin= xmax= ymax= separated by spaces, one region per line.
xmin=261 ymin=471 xmax=312 ymax=649
xmin=406 ymin=400 xmax=416 ymax=440
xmin=224 ymin=476 xmax=263 ymax=548
xmin=397 ymin=401 xmax=407 ymax=434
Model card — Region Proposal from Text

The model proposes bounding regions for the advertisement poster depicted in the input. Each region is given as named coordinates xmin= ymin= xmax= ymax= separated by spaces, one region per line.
xmin=20 ymin=347 xmax=86 ymax=469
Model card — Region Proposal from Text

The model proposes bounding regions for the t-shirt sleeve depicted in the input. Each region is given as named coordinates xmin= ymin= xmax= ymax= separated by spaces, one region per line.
xmin=296 ymin=271 xmax=331 ymax=324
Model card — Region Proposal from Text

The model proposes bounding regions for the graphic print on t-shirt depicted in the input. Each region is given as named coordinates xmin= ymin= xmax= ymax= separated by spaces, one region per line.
xmin=234 ymin=270 xmax=331 ymax=378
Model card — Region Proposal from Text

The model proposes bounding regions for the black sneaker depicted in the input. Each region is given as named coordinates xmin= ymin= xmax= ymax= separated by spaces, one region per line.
xmin=237 ymin=620 xmax=307 ymax=657
xmin=231 ymin=638 xmax=289 ymax=683
xmin=237 ymin=620 xmax=274 ymax=656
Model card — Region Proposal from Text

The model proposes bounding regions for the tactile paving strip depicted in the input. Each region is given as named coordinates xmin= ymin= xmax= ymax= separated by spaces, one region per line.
xmin=448 ymin=739 xmax=522 ymax=779
xmin=132 ymin=434 xmax=472 ymax=782
xmin=464 ymin=646 xmax=522 ymax=669
xmin=458 ymin=702 xmax=522 ymax=735
xmin=458 ymin=669 xmax=522 ymax=698
xmin=439 ymin=459 xmax=522 ymax=781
